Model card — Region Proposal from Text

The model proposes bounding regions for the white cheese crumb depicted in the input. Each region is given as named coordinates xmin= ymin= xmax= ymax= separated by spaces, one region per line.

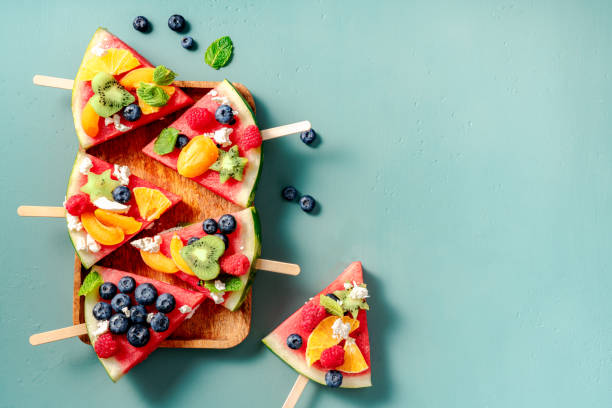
xmin=179 ymin=305 xmax=192 ymax=314
xmin=104 ymin=114 xmax=131 ymax=132
xmin=66 ymin=214 xmax=83 ymax=232
xmin=331 ymin=318 xmax=351 ymax=340
xmin=232 ymin=110 xmax=239 ymax=115
xmin=113 ymin=164 xmax=131 ymax=186
xmin=343 ymin=282 xmax=353 ymax=290
xmin=186 ymin=305 xmax=199 ymax=319
xmin=93 ymin=320 xmax=109 ymax=336
xmin=93 ymin=197 xmax=130 ymax=212
xmin=146 ymin=313 xmax=155 ymax=324
xmin=74 ymin=236 xmax=87 ymax=251
xmin=211 ymin=95 xmax=230 ymax=105
xmin=131 ymin=235 xmax=162 ymax=253
xmin=121 ymin=307 xmax=131 ymax=318
xmin=210 ymin=127 xmax=233 ymax=147
xmin=79 ymin=157 xmax=93 ymax=175
xmin=210 ymin=90 xmax=218 ymax=96
xmin=210 ymin=292 xmax=225 ymax=304
xmin=86 ymin=234 xmax=101 ymax=253
xmin=349 ymin=282 xmax=369 ymax=300
xmin=91 ymin=46 xmax=106 ymax=57
xmin=214 ymin=280 xmax=226 ymax=291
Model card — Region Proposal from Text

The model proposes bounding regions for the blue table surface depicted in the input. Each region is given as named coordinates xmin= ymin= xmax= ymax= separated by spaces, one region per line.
xmin=2 ymin=1 xmax=612 ymax=407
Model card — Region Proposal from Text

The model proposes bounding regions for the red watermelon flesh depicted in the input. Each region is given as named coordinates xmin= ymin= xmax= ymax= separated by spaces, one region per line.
xmin=66 ymin=151 xmax=181 ymax=268
xmin=262 ymin=262 xmax=372 ymax=388
xmin=72 ymin=28 xmax=193 ymax=149
xmin=84 ymin=266 xmax=206 ymax=381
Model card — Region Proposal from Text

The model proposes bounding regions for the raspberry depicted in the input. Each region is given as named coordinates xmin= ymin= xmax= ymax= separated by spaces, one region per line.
xmin=186 ymin=108 xmax=215 ymax=132
xmin=237 ymin=125 xmax=262 ymax=152
xmin=319 ymin=345 xmax=345 ymax=369
xmin=94 ymin=333 xmax=118 ymax=359
xmin=220 ymin=253 xmax=250 ymax=276
xmin=300 ymin=299 xmax=327 ymax=333
xmin=65 ymin=193 xmax=93 ymax=216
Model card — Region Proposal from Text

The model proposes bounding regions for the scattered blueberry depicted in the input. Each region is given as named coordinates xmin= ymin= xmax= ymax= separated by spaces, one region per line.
xmin=129 ymin=305 xmax=148 ymax=324
xmin=299 ymin=195 xmax=316 ymax=213
xmin=215 ymin=104 xmax=235 ymax=124
xmin=282 ymin=186 xmax=298 ymax=201
xmin=109 ymin=313 xmax=130 ymax=334
xmin=326 ymin=293 xmax=340 ymax=302
xmin=325 ymin=370 xmax=343 ymax=388
xmin=175 ymin=134 xmax=189 ymax=149
xmin=117 ymin=276 xmax=136 ymax=293
xmin=127 ymin=324 xmax=150 ymax=347
xmin=156 ymin=293 xmax=176 ymax=313
xmin=93 ymin=302 xmax=112 ymax=321
xmin=112 ymin=186 xmax=131 ymax=204
xmin=187 ymin=236 xmax=200 ymax=245
xmin=300 ymin=129 xmax=316 ymax=145
xmin=99 ymin=282 xmax=117 ymax=300
xmin=168 ymin=14 xmax=186 ymax=32
xmin=150 ymin=313 xmax=170 ymax=332
xmin=110 ymin=293 xmax=131 ymax=312
xmin=286 ymin=334 xmax=303 ymax=350
xmin=215 ymin=233 xmax=229 ymax=249
xmin=135 ymin=283 xmax=158 ymax=306
xmin=122 ymin=104 xmax=142 ymax=122
xmin=218 ymin=214 xmax=236 ymax=234
xmin=202 ymin=218 xmax=218 ymax=234
xmin=181 ymin=36 xmax=195 ymax=49
xmin=133 ymin=16 xmax=149 ymax=33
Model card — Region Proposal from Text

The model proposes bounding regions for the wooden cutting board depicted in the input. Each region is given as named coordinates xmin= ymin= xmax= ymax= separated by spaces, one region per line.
xmin=72 ymin=82 xmax=257 ymax=349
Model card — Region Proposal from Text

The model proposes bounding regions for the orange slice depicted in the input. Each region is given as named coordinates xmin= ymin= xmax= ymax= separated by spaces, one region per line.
xmin=336 ymin=338 xmax=368 ymax=373
xmin=177 ymin=135 xmax=219 ymax=178
xmin=136 ymin=84 xmax=177 ymax=115
xmin=81 ymin=102 xmax=100 ymax=138
xmin=305 ymin=316 xmax=359 ymax=366
xmin=78 ymin=48 xmax=141 ymax=81
xmin=170 ymin=235 xmax=195 ymax=276
xmin=81 ymin=212 xmax=124 ymax=246
xmin=133 ymin=187 xmax=172 ymax=221
xmin=140 ymin=250 xmax=179 ymax=274
xmin=94 ymin=209 xmax=142 ymax=235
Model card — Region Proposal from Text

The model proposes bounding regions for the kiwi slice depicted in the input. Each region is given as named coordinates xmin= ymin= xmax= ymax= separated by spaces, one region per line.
xmin=209 ymin=146 xmax=248 ymax=183
xmin=179 ymin=235 xmax=225 ymax=280
xmin=89 ymin=72 xmax=135 ymax=118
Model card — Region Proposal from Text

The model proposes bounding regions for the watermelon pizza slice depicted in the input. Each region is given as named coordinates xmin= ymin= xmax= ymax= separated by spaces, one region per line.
xmin=81 ymin=266 xmax=206 ymax=381
xmin=129 ymin=207 xmax=261 ymax=312
xmin=142 ymin=79 xmax=262 ymax=207
xmin=263 ymin=262 xmax=372 ymax=389
xmin=65 ymin=151 xmax=181 ymax=268
xmin=73 ymin=27 xmax=193 ymax=149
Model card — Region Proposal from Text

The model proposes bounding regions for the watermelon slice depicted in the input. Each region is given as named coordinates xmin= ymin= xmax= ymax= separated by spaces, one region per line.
xmin=83 ymin=266 xmax=206 ymax=381
xmin=142 ymin=79 xmax=262 ymax=207
xmin=66 ymin=151 xmax=181 ymax=268
xmin=133 ymin=207 xmax=261 ymax=311
xmin=72 ymin=28 xmax=193 ymax=149
xmin=262 ymin=262 xmax=372 ymax=388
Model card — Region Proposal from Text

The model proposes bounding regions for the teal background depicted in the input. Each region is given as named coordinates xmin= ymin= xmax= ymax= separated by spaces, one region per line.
xmin=2 ymin=0 xmax=612 ymax=406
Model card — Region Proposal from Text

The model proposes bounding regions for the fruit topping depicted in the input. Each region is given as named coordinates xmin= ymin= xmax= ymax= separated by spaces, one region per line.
xmin=127 ymin=324 xmax=150 ymax=347
xmin=281 ymin=186 xmax=298 ymax=201
xmin=150 ymin=313 xmax=170 ymax=332
xmin=181 ymin=36 xmax=195 ymax=49
xmin=94 ymin=209 xmax=142 ymax=235
xmin=320 ymin=345 xmax=345 ymax=369
xmin=187 ymin=237 xmax=199 ymax=245
xmin=336 ymin=338 xmax=368 ymax=373
xmin=110 ymin=293 xmax=131 ymax=312
xmin=94 ymin=333 xmax=119 ymax=358
xmin=325 ymin=370 xmax=343 ymax=388
xmin=65 ymin=193 xmax=94 ymax=216
xmin=111 ymin=186 xmax=131 ymax=204
xmin=81 ymin=170 xmax=121 ymax=202
xmin=140 ymin=250 xmax=180 ymax=274
xmin=78 ymin=48 xmax=140 ymax=81
xmin=177 ymin=135 xmax=219 ymax=178
xmin=218 ymin=214 xmax=237 ymax=234
xmin=300 ymin=301 xmax=328 ymax=333
xmin=117 ymin=276 xmax=136 ymax=293
xmin=327 ymin=282 xmax=370 ymax=319
xmin=286 ymin=334 xmax=303 ymax=350
xmin=179 ymin=235 xmax=225 ymax=280
xmin=215 ymin=233 xmax=229 ymax=249
xmin=81 ymin=212 xmax=125 ymax=246
xmin=156 ymin=293 xmax=176 ymax=313
xmin=209 ymin=145 xmax=248 ymax=183
xmin=176 ymin=134 xmax=189 ymax=149
xmin=122 ymin=104 xmax=142 ymax=121
xmin=133 ymin=16 xmax=150 ymax=32
xmin=89 ymin=72 xmax=135 ymax=118
xmin=299 ymin=195 xmax=316 ymax=213
xmin=239 ymin=125 xmax=262 ymax=151
xmin=202 ymin=218 xmax=218 ymax=234
xmin=220 ymin=253 xmax=250 ymax=276
xmin=170 ymin=235 xmax=195 ymax=276
xmin=129 ymin=305 xmax=147 ymax=324
xmin=326 ymin=293 xmax=340 ymax=302
xmin=168 ymin=14 xmax=186 ymax=32
xmin=81 ymin=102 xmax=100 ymax=138
xmin=186 ymin=108 xmax=215 ymax=132
xmin=119 ymin=67 xmax=155 ymax=90
xmin=93 ymin=302 xmax=112 ymax=320
xmin=99 ymin=282 xmax=117 ymax=300
xmin=300 ymin=128 xmax=317 ymax=145
xmin=135 ymin=283 xmax=158 ymax=305
xmin=305 ymin=316 xmax=359 ymax=366
xmin=109 ymin=313 xmax=130 ymax=335
xmin=215 ymin=104 xmax=235 ymax=124
xmin=133 ymin=187 xmax=172 ymax=221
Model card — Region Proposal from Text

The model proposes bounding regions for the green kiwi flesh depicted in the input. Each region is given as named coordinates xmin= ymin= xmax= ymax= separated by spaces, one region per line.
xmin=209 ymin=146 xmax=248 ymax=183
xmin=89 ymin=72 xmax=135 ymax=118
xmin=179 ymin=235 xmax=226 ymax=280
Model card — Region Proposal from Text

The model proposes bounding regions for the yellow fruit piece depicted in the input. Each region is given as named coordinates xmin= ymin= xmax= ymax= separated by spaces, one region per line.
xmin=177 ymin=135 xmax=219 ymax=178
xmin=80 ymin=212 xmax=125 ymax=246
xmin=140 ymin=250 xmax=179 ymax=274
xmin=305 ymin=316 xmax=360 ymax=366
xmin=81 ymin=102 xmax=100 ymax=138
xmin=78 ymin=48 xmax=141 ymax=81
xmin=119 ymin=68 xmax=155 ymax=90
xmin=94 ymin=209 xmax=143 ymax=235
xmin=136 ymin=84 xmax=177 ymax=115
xmin=133 ymin=187 xmax=172 ymax=221
xmin=170 ymin=235 xmax=196 ymax=276
xmin=336 ymin=338 xmax=368 ymax=373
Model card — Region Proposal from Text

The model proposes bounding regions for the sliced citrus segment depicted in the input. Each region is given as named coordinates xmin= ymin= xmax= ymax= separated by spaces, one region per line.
xmin=336 ymin=338 xmax=368 ymax=373
xmin=132 ymin=187 xmax=172 ymax=221
xmin=140 ymin=250 xmax=179 ymax=274
xmin=119 ymin=68 xmax=155 ymax=90
xmin=170 ymin=235 xmax=195 ymax=276
xmin=305 ymin=315 xmax=359 ymax=366
xmin=81 ymin=102 xmax=100 ymax=138
xmin=78 ymin=48 xmax=141 ymax=81
xmin=136 ymin=84 xmax=176 ymax=115
xmin=81 ymin=212 xmax=125 ymax=246
xmin=94 ymin=209 xmax=142 ymax=235
xmin=177 ymin=135 xmax=219 ymax=178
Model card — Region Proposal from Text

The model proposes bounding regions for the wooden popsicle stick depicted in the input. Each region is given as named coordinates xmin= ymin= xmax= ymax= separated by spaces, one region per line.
xmin=29 ymin=323 xmax=87 ymax=346
xmin=255 ymin=259 xmax=300 ymax=275
xmin=33 ymin=74 xmax=74 ymax=89
xmin=17 ymin=205 xmax=65 ymax=217
xmin=261 ymin=121 xmax=311 ymax=141
xmin=282 ymin=375 xmax=309 ymax=408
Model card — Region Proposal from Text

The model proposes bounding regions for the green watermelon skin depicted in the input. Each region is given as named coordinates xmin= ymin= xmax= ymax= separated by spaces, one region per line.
xmin=84 ymin=266 xmax=206 ymax=382
xmin=262 ymin=262 xmax=372 ymax=388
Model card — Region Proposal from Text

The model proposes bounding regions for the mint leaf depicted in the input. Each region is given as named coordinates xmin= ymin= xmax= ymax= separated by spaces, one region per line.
xmin=154 ymin=127 xmax=180 ymax=155
xmin=333 ymin=289 xmax=348 ymax=301
xmin=153 ymin=65 xmax=177 ymax=86
xmin=205 ymin=36 xmax=233 ymax=70
xmin=78 ymin=271 xmax=103 ymax=296
xmin=137 ymin=82 xmax=170 ymax=107
xmin=319 ymin=295 xmax=343 ymax=317
xmin=204 ymin=281 xmax=222 ymax=293
xmin=224 ymin=277 xmax=242 ymax=292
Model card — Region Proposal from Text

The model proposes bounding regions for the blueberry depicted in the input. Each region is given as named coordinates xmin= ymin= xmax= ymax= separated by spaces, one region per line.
xmin=127 ymin=324 xmax=150 ymax=347
xmin=99 ymin=282 xmax=117 ymax=300
xmin=129 ymin=305 xmax=148 ymax=324
xmin=300 ymin=129 xmax=316 ymax=145
xmin=110 ymin=293 xmax=131 ymax=312
xmin=299 ymin=195 xmax=316 ymax=213
xmin=168 ymin=14 xmax=186 ymax=32
xmin=282 ymin=186 xmax=298 ymax=201
xmin=109 ymin=313 xmax=130 ymax=334
xmin=215 ymin=104 xmax=235 ymax=124
xmin=181 ymin=36 xmax=195 ymax=49
xmin=133 ymin=16 xmax=149 ymax=33
xmin=187 ymin=236 xmax=200 ymax=245
xmin=286 ymin=334 xmax=303 ymax=350
xmin=215 ymin=233 xmax=229 ymax=249
xmin=122 ymin=104 xmax=142 ymax=122
xmin=112 ymin=186 xmax=131 ymax=204
xmin=156 ymin=293 xmax=176 ymax=313
xmin=218 ymin=214 xmax=236 ymax=234
xmin=175 ymin=134 xmax=189 ymax=149
xmin=326 ymin=293 xmax=340 ymax=302
xmin=150 ymin=313 xmax=170 ymax=332
xmin=117 ymin=276 xmax=136 ymax=293
xmin=325 ymin=370 xmax=343 ymax=388
xmin=92 ymin=302 xmax=112 ymax=321
xmin=202 ymin=218 xmax=218 ymax=234
xmin=135 ymin=283 xmax=158 ymax=305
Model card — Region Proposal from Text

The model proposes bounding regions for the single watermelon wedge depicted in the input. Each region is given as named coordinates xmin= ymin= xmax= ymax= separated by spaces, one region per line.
xmin=66 ymin=151 xmax=181 ymax=268
xmin=72 ymin=27 xmax=193 ymax=149
xmin=262 ymin=262 xmax=372 ymax=388
xmin=142 ymin=79 xmax=262 ymax=207
xmin=83 ymin=266 xmax=206 ymax=381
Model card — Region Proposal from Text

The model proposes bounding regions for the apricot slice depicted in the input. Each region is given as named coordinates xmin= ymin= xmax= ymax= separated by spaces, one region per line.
xmin=94 ymin=209 xmax=143 ymax=235
xmin=140 ymin=250 xmax=179 ymax=274
xmin=177 ymin=135 xmax=219 ymax=178
xmin=119 ymin=68 xmax=155 ymax=90
xmin=81 ymin=102 xmax=100 ymax=138
xmin=170 ymin=235 xmax=196 ymax=276
xmin=81 ymin=212 xmax=125 ymax=246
